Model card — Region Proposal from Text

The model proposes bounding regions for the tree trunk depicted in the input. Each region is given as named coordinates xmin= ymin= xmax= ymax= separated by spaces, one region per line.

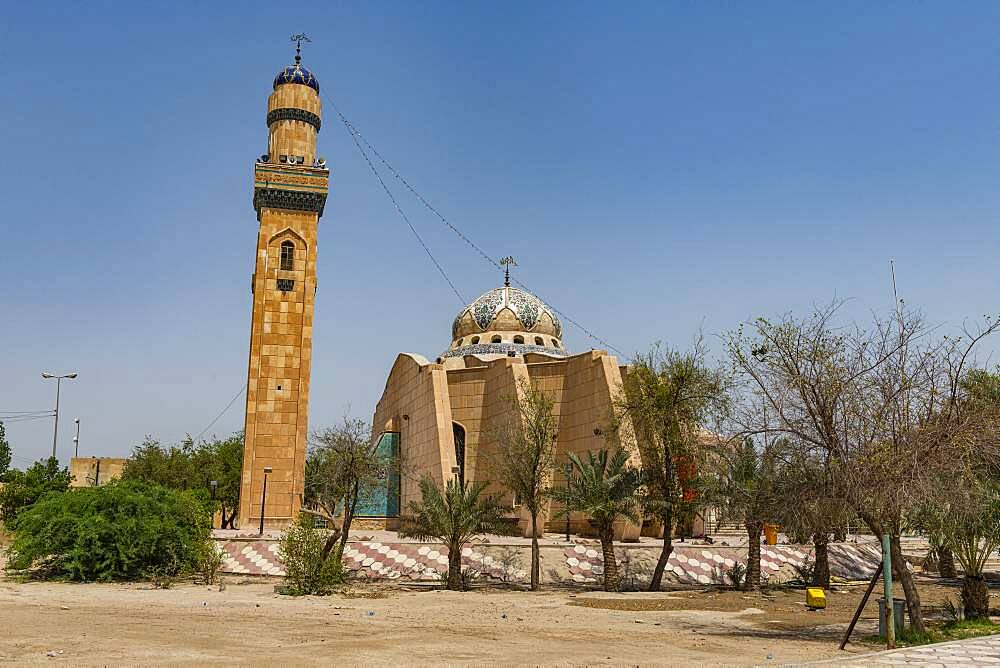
xmin=812 ymin=532 xmax=830 ymax=589
xmin=447 ymin=542 xmax=463 ymax=591
xmin=745 ymin=521 xmax=763 ymax=591
xmin=600 ymin=525 xmax=619 ymax=592
xmin=320 ymin=531 xmax=341 ymax=561
xmin=962 ymin=575 xmax=990 ymax=619
xmin=336 ymin=482 xmax=359 ymax=561
xmin=648 ymin=509 xmax=674 ymax=591
xmin=938 ymin=546 xmax=957 ymax=578
xmin=890 ymin=530 xmax=925 ymax=633
xmin=530 ymin=512 xmax=540 ymax=591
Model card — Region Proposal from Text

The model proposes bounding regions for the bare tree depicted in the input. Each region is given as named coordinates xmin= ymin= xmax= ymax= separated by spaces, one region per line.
xmin=724 ymin=301 xmax=999 ymax=632
xmin=615 ymin=339 xmax=730 ymax=591
xmin=303 ymin=417 xmax=398 ymax=561
xmin=492 ymin=380 xmax=559 ymax=591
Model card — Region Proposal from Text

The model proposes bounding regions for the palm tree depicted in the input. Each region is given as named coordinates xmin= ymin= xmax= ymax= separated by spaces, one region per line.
xmin=773 ymin=448 xmax=851 ymax=590
xmin=920 ymin=471 xmax=1000 ymax=619
xmin=713 ymin=437 xmax=782 ymax=590
xmin=550 ymin=449 xmax=643 ymax=591
xmin=400 ymin=476 xmax=509 ymax=591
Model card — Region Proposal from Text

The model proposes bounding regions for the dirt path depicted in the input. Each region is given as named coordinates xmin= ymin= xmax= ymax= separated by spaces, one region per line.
xmin=0 ymin=575 xmax=914 ymax=666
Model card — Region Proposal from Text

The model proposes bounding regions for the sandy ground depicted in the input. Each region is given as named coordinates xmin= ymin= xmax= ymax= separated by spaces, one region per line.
xmin=2 ymin=574 xmax=972 ymax=667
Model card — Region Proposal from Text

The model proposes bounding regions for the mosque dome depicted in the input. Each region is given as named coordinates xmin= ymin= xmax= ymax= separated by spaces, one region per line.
xmin=443 ymin=286 xmax=567 ymax=359
xmin=273 ymin=63 xmax=320 ymax=93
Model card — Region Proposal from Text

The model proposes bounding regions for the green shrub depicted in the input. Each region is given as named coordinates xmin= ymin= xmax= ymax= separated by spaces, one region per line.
xmin=6 ymin=480 xmax=211 ymax=581
xmin=197 ymin=541 xmax=225 ymax=585
xmin=726 ymin=562 xmax=746 ymax=589
xmin=0 ymin=457 xmax=72 ymax=525
xmin=278 ymin=514 xmax=344 ymax=595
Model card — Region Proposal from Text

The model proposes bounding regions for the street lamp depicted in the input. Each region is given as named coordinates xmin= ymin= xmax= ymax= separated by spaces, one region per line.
xmin=258 ymin=466 xmax=272 ymax=536
xmin=209 ymin=480 xmax=218 ymax=530
xmin=451 ymin=465 xmax=461 ymax=485
xmin=41 ymin=372 xmax=78 ymax=460
xmin=563 ymin=462 xmax=574 ymax=542
xmin=73 ymin=418 xmax=80 ymax=458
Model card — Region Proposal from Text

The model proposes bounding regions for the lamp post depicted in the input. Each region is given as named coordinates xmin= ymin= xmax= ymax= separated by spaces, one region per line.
xmin=258 ymin=466 xmax=272 ymax=536
xmin=563 ymin=462 xmax=573 ymax=542
xmin=209 ymin=480 xmax=218 ymax=529
xmin=41 ymin=372 xmax=78 ymax=461
xmin=73 ymin=418 xmax=80 ymax=458
xmin=451 ymin=465 xmax=461 ymax=486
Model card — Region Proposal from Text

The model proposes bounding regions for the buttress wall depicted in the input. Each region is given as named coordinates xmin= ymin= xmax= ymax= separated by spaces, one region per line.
xmin=371 ymin=353 xmax=455 ymax=509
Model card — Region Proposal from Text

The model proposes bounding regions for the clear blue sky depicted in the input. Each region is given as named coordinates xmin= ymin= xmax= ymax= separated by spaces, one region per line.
xmin=2 ymin=2 xmax=998 ymax=467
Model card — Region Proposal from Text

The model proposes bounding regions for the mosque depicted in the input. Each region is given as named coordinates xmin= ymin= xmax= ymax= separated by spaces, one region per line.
xmin=237 ymin=43 xmax=645 ymax=538
xmin=365 ymin=277 xmax=643 ymax=538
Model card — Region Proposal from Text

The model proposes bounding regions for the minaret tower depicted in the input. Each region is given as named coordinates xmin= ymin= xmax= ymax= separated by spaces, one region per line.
xmin=239 ymin=37 xmax=328 ymax=530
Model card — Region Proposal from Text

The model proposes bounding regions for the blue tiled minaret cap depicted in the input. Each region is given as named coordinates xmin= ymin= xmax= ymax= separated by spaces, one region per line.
xmin=273 ymin=63 xmax=319 ymax=93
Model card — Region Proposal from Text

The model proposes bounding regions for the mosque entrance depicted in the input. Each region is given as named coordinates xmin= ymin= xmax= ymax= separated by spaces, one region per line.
xmin=452 ymin=423 xmax=466 ymax=486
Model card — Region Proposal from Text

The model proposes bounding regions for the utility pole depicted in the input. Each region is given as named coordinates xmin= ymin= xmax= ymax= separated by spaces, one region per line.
xmin=73 ymin=418 xmax=80 ymax=458
xmin=42 ymin=372 xmax=78 ymax=460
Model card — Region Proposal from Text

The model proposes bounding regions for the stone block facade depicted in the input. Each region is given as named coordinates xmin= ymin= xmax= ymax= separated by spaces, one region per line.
xmin=238 ymin=55 xmax=328 ymax=530
xmin=371 ymin=348 xmax=643 ymax=537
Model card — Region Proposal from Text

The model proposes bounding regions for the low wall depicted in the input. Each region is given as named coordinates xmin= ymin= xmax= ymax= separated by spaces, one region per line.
xmin=214 ymin=535 xmax=881 ymax=587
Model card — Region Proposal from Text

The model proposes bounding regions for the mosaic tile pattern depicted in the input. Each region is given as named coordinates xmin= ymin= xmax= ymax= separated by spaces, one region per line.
xmin=273 ymin=64 xmax=319 ymax=92
xmin=218 ymin=540 xmax=527 ymax=582
xmin=220 ymin=541 xmax=285 ymax=576
xmin=459 ymin=286 xmax=562 ymax=336
xmin=441 ymin=342 xmax=568 ymax=359
xmin=471 ymin=289 xmax=505 ymax=330
xmin=219 ymin=539 xmax=882 ymax=587
xmin=507 ymin=289 xmax=541 ymax=329
xmin=563 ymin=543 xmax=881 ymax=585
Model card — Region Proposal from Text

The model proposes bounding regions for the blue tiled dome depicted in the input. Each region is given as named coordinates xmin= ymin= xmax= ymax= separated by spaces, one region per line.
xmin=273 ymin=64 xmax=319 ymax=93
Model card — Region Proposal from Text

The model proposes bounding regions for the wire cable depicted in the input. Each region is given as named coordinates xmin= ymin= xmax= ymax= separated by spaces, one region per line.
xmin=327 ymin=99 xmax=465 ymax=305
xmin=325 ymin=95 xmax=625 ymax=356
xmin=192 ymin=384 xmax=246 ymax=443
xmin=0 ymin=414 xmax=56 ymax=423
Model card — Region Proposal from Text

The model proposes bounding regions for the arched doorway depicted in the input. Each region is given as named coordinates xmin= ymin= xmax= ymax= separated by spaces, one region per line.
xmin=452 ymin=422 xmax=466 ymax=486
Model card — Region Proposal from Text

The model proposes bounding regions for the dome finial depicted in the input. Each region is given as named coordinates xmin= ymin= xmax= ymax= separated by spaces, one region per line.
xmin=500 ymin=255 xmax=517 ymax=287
xmin=290 ymin=32 xmax=311 ymax=65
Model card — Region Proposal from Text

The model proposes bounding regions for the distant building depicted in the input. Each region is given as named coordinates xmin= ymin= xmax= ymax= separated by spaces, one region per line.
xmin=69 ymin=457 xmax=126 ymax=487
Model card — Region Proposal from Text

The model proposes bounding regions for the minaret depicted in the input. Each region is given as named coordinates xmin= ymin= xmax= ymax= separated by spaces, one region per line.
xmin=238 ymin=39 xmax=328 ymax=530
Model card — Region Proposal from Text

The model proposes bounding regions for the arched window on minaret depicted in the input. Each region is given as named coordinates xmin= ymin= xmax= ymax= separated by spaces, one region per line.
xmin=279 ymin=240 xmax=295 ymax=271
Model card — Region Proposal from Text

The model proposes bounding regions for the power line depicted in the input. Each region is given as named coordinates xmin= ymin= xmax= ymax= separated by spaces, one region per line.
xmin=325 ymin=96 xmax=465 ymax=306
xmin=192 ymin=384 xmax=246 ymax=443
xmin=325 ymin=96 xmax=625 ymax=357
xmin=0 ymin=414 xmax=56 ymax=423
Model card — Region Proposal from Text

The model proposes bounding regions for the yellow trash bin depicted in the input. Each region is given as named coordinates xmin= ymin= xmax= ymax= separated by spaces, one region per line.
xmin=806 ymin=587 xmax=827 ymax=610
xmin=763 ymin=523 xmax=778 ymax=545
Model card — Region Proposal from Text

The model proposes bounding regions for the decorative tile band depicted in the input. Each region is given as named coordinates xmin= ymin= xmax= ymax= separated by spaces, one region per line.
xmin=562 ymin=543 xmax=881 ymax=585
xmin=253 ymin=188 xmax=327 ymax=217
xmin=217 ymin=540 xmax=526 ymax=582
xmin=441 ymin=343 xmax=568 ymax=359
xmin=216 ymin=539 xmax=881 ymax=586
xmin=267 ymin=108 xmax=321 ymax=131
